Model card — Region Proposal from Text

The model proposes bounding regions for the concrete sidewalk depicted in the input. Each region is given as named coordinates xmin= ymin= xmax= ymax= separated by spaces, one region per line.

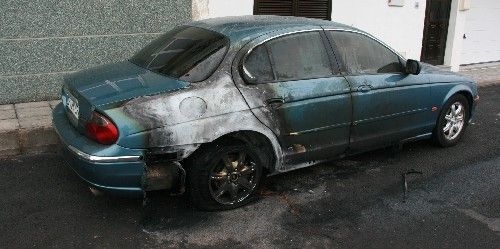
xmin=0 ymin=100 xmax=61 ymax=156
xmin=459 ymin=61 xmax=500 ymax=86
xmin=1 ymin=64 xmax=500 ymax=157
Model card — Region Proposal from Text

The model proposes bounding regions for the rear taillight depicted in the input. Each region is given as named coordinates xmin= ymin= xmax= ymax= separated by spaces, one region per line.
xmin=85 ymin=111 xmax=118 ymax=145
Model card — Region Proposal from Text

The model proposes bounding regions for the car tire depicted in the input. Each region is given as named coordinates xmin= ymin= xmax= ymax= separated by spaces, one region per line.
xmin=187 ymin=139 xmax=267 ymax=211
xmin=433 ymin=94 xmax=469 ymax=147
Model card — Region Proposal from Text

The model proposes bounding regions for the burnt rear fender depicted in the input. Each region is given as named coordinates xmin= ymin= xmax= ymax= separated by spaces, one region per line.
xmin=122 ymin=109 xmax=284 ymax=173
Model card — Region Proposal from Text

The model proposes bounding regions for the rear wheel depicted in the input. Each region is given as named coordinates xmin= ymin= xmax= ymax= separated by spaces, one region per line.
xmin=187 ymin=141 xmax=267 ymax=210
xmin=433 ymin=94 xmax=469 ymax=147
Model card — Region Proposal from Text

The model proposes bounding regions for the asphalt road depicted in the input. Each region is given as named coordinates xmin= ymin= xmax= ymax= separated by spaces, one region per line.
xmin=1 ymin=85 xmax=499 ymax=249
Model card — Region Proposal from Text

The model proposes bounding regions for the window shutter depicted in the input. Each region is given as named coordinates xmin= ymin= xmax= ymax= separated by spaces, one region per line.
xmin=254 ymin=0 xmax=331 ymax=20
xmin=254 ymin=0 xmax=294 ymax=16
xmin=296 ymin=0 xmax=331 ymax=20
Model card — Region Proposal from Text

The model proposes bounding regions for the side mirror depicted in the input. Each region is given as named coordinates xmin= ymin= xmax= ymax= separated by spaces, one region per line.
xmin=405 ymin=59 xmax=421 ymax=75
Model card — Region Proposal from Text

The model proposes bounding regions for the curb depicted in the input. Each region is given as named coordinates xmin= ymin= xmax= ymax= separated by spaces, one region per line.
xmin=473 ymin=80 xmax=500 ymax=87
xmin=0 ymin=101 xmax=61 ymax=157
xmin=19 ymin=127 xmax=61 ymax=154
xmin=0 ymin=127 xmax=60 ymax=157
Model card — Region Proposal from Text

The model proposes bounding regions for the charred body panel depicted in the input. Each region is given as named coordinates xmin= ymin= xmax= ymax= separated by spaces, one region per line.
xmin=105 ymin=38 xmax=284 ymax=174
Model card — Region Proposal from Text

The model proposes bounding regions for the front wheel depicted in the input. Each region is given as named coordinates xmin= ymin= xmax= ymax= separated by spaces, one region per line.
xmin=433 ymin=94 xmax=469 ymax=147
xmin=187 ymin=141 xmax=267 ymax=211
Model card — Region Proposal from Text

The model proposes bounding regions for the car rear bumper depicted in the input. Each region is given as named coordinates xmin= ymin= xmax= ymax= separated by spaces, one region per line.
xmin=52 ymin=103 xmax=145 ymax=198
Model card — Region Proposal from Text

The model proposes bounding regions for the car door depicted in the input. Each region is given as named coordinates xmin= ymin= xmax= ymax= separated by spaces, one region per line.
xmin=326 ymin=30 xmax=431 ymax=152
xmin=233 ymin=30 xmax=352 ymax=168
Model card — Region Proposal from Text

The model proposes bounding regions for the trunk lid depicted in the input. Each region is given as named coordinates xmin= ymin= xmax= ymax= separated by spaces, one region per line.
xmin=61 ymin=60 xmax=189 ymax=132
xmin=64 ymin=60 xmax=189 ymax=108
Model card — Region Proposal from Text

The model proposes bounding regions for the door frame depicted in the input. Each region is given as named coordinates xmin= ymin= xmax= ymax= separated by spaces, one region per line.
xmin=420 ymin=0 xmax=453 ymax=65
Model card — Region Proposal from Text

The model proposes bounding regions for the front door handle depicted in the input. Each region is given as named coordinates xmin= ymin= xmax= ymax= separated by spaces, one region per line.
xmin=357 ymin=84 xmax=372 ymax=92
xmin=266 ymin=98 xmax=285 ymax=108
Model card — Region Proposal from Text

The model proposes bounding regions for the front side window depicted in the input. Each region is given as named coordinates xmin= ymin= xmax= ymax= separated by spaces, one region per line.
xmin=268 ymin=32 xmax=333 ymax=81
xmin=330 ymin=31 xmax=403 ymax=74
xmin=130 ymin=26 xmax=229 ymax=82
xmin=242 ymin=31 xmax=333 ymax=84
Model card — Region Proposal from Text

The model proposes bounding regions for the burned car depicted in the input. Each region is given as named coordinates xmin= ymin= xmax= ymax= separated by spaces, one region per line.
xmin=53 ymin=16 xmax=478 ymax=210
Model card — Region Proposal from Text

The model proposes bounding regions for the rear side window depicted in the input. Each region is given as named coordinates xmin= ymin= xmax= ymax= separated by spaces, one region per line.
xmin=243 ymin=45 xmax=274 ymax=83
xmin=242 ymin=31 xmax=333 ymax=84
xmin=330 ymin=31 xmax=402 ymax=74
xmin=130 ymin=26 xmax=229 ymax=82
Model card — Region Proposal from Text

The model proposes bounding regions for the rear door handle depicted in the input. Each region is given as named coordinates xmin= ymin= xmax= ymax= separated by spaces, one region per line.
xmin=266 ymin=98 xmax=285 ymax=108
xmin=357 ymin=84 xmax=372 ymax=92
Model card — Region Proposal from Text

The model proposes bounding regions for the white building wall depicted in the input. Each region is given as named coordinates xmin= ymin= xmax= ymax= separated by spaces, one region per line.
xmin=461 ymin=0 xmax=500 ymax=64
xmin=192 ymin=0 xmax=254 ymax=20
xmin=330 ymin=0 xmax=427 ymax=60
xmin=444 ymin=0 xmax=467 ymax=71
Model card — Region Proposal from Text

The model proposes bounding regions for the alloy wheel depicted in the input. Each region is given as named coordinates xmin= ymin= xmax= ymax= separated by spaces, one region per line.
xmin=443 ymin=101 xmax=465 ymax=140
xmin=208 ymin=150 xmax=258 ymax=205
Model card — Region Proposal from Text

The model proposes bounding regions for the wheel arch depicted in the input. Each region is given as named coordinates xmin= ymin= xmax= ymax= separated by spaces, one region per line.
xmin=184 ymin=129 xmax=283 ymax=174
xmin=441 ymin=85 xmax=474 ymax=118
xmin=456 ymin=90 xmax=473 ymax=116
xmin=432 ymin=86 xmax=472 ymax=147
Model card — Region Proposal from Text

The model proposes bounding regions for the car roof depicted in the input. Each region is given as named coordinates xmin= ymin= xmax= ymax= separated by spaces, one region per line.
xmin=190 ymin=15 xmax=359 ymax=41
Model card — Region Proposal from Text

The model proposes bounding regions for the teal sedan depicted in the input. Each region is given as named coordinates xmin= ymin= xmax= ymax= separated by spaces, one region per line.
xmin=53 ymin=16 xmax=478 ymax=210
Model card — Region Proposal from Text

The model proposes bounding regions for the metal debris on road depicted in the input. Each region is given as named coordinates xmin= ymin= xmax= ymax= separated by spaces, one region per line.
xmin=402 ymin=169 xmax=423 ymax=202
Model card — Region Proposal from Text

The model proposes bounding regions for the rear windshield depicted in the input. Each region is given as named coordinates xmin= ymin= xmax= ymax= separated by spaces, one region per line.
xmin=130 ymin=26 xmax=229 ymax=82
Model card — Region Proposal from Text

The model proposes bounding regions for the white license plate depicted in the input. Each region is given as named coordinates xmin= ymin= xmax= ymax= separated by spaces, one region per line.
xmin=65 ymin=94 xmax=79 ymax=119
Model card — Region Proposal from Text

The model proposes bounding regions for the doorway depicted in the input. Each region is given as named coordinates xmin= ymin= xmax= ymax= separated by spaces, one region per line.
xmin=420 ymin=0 xmax=452 ymax=65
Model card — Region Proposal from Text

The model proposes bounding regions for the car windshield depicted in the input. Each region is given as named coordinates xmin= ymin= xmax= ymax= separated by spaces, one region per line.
xmin=130 ymin=26 xmax=229 ymax=82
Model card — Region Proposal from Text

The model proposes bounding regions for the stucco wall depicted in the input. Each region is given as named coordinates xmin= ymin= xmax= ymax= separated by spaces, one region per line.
xmin=0 ymin=0 xmax=191 ymax=104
